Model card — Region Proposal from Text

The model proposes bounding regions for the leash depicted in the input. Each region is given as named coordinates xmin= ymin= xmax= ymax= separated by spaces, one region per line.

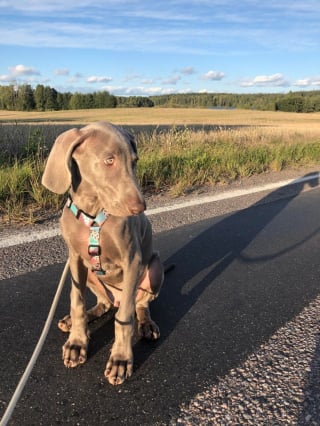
xmin=0 ymin=259 xmax=70 ymax=426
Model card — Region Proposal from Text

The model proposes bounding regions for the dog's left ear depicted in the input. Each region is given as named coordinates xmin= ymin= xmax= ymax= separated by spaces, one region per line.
xmin=119 ymin=128 xmax=137 ymax=155
xmin=42 ymin=128 xmax=84 ymax=194
xmin=127 ymin=131 xmax=138 ymax=155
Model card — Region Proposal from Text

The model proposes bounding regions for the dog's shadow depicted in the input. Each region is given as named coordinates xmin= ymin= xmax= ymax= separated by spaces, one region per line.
xmin=88 ymin=173 xmax=320 ymax=387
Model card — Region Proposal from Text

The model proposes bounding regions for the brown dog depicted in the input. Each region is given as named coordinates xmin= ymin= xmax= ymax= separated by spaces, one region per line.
xmin=42 ymin=121 xmax=164 ymax=385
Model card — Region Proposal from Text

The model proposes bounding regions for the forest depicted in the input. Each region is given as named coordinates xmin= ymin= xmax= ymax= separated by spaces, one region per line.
xmin=1 ymin=83 xmax=320 ymax=113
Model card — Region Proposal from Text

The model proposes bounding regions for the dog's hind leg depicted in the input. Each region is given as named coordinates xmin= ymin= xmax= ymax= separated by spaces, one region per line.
xmin=135 ymin=253 xmax=164 ymax=340
xmin=58 ymin=300 xmax=113 ymax=332
xmin=58 ymin=268 xmax=116 ymax=333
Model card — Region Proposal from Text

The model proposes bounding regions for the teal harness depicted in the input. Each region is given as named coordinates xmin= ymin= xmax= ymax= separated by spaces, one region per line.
xmin=66 ymin=195 xmax=108 ymax=275
xmin=66 ymin=195 xmax=158 ymax=307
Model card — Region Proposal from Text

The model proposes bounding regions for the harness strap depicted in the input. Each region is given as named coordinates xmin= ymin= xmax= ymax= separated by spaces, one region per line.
xmin=66 ymin=196 xmax=108 ymax=275
xmin=66 ymin=196 xmax=158 ymax=298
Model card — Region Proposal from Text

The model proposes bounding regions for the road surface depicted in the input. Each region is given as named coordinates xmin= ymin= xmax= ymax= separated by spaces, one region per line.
xmin=1 ymin=175 xmax=320 ymax=425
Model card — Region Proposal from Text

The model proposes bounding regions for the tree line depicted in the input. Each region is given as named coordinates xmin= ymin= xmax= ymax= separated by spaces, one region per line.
xmin=0 ymin=84 xmax=153 ymax=111
xmin=1 ymin=84 xmax=320 ymax=113
xmin=149 ymin=91 xmax=320 ymax=112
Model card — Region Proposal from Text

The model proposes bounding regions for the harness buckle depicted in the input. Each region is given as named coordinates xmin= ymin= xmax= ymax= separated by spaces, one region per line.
xmin=88 ymin=245 xmax=101 ymax=256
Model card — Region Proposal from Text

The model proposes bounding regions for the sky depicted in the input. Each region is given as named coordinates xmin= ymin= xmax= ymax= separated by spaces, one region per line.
xmin=0 ymin=0 xmax=320 ymax=97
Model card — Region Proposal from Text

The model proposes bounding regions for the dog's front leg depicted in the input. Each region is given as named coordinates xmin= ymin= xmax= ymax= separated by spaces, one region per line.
xmin=62 ymin=254 xmax=89 ymax=368
xmin=105 ymin=258 xmax=140 ymax=385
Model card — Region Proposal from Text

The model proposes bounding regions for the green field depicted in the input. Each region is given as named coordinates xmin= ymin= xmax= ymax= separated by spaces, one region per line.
xmin=1 ymin=108 xmax=320 ymax=223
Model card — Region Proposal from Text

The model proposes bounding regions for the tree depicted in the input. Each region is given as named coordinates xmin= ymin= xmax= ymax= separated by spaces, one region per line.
xmin=34 ymin=84 xmax=46 ymax=111
xmin=93 ymin=91 xmax=117 ymax=108
xmin=69 ymin=93 xmax=84 ymax=109
xmin=57 ymin=92 xmax=72 ymax=110
xmin=16 ymin=84 xmax=35 ymax=111
xmin=44 ymin=86 xmax=58 ymax=110
xmin=0 ymin=85 xmax=16 ymax=110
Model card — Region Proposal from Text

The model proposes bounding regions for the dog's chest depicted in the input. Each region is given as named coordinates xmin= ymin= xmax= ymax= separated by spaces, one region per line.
xmin=63 ymin=213 xmax=128 ymax=276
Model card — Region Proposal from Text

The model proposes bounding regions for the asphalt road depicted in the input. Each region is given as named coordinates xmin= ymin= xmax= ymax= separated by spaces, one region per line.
xmin=1 ymin=179 xmax=320 ymax=425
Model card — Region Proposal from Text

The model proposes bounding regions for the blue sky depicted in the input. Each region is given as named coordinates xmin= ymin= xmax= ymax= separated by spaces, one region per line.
xmin=0 ymin=0 xmax=320 ymax=96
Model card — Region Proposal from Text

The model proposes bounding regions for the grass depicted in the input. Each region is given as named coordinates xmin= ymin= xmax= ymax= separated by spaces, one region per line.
xmin=136 ymin=126 xmax=320 ymax=193
xmin=1 ymin=108 xmax=320 ymax=223
xmin=2 ymin=107 xmax=320 ymax=128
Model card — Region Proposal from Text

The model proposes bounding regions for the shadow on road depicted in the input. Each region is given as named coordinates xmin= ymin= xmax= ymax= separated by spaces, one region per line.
xmin=130 ymin=172 xmax=320 ymax=414
xmin=84 ymin=173 xmax=320 ymax=415
xmin=2 ymin=172 xmax=320 ymax=424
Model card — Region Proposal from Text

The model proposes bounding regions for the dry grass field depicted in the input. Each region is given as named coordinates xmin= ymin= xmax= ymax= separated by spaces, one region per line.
xmin=2 ymin=107 xmax=320 ymax=147
xmin=1 ymin=107 xmax=320 ymax=128
xmin=1 ymin=108 xmax=320 ymax=223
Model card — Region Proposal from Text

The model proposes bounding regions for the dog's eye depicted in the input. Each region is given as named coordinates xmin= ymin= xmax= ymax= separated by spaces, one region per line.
xmin=104 ymin=157 xmax=114 ymax=166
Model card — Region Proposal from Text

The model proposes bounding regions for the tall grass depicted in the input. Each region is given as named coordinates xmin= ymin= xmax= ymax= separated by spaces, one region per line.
xmin=0 ymin=125 xmax=65 ymax=222
xmin=1 ymin=123 xmax=320 ymax=223
xmin=137 ymin=126 xmax=320 ymax=195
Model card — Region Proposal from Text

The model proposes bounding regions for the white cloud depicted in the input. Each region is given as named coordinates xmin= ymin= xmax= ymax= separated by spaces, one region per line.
xmin=141 ymin=78 xmax=156 ymax=85
xmin=239 ymin=80 xmax=254 ymax=87
xmin=1 ymin=0 xmax=320 ymax=57
xmin=122 ymin=73 xmax=142 ymax=82
xmin=0 ymin=64 xmax=41 ymax=84
xmin=180 ymin=66 xmax=196 ymax=75
xmin=54 ymin=68 xmax=69 ymax=76
xmin=253 ymin=73 xmax=283 ymax=84
xmin=0 ymin=74 xmax=13 ymax=82
xmin=201 ymin=70 xmax=225 ymax=81
xmin=162 ymin=75 xmax=181 ymax=85
xmin=9 ymin=64 xmax=40 ymax=76
xmin=310 ymin=78 xmax=320 ymax=86
xmin=103 ymin=85 xmax=177 ymax=96
xmin=294 ymin=76 xmax=320 ymax=87
xmin=294 ymin=79 xmax=310 ymax=87
xmin=67 ymin=73 xmax=83 ymax=84
xmin=86 ymin=75 xmax=113 ymax=83
xmin=240 ymin=73 xmax=289 ymax=88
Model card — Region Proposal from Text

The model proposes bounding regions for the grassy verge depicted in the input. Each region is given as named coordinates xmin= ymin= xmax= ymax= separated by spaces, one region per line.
xmin=137 ymin=127 xmax=320 ymax=195
xmin=1 ymin=119 xmax=320 ymax=223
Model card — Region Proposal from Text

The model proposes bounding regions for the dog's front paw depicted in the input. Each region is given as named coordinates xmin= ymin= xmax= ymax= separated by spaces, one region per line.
xmin=62 ymin=338 xmax=88 ymax=368
xmin=104 ymin=348 xmax=133 ymax=385
xmin=138 ymin=320 xmax=160 ymax=340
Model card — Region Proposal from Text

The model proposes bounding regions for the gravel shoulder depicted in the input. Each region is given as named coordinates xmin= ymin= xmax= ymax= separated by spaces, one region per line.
xmin=175 ymin=294 xmax=320 ymax=425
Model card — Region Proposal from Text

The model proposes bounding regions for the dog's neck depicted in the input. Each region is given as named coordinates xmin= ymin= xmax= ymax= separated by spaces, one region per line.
xmin=69 ymin=187 xmax=103 ymax=217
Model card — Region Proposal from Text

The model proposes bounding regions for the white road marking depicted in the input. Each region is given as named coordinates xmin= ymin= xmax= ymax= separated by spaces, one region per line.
xmin=1 ymin=173 xmax=319 ymax=249
xmin=146 ymin=173 xmax=320 ymax=215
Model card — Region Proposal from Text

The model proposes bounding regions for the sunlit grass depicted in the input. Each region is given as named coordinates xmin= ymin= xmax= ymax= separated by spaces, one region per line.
xmin=137 ymin=127 xmax=320 ymax=195
xmin=1 ymin=109 xmax=320 ymax=223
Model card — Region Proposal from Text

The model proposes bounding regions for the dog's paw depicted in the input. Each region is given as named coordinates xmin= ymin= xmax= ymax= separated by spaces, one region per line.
xmin=62 ymin=338 xmax=88 ymax=368
xmin=138 ymin=320 xmax=160 ymax=340
xmin=58 ymin=315 xmax=72 ymax=333
xmin=104 ymin=350 xmax=133 ymax=385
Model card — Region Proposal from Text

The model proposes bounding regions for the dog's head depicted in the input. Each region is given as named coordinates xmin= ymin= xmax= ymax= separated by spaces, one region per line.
xmin=42 ymin=121 xmax=146 ymax=217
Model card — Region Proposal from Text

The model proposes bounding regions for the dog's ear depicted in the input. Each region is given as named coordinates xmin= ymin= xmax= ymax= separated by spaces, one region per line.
xmin=127 ymin=131 xmax=138 ymax=155
xmin=42 ymin=128 xmax=84 ymax=194
xmin=119 ymin=128 xmax=137 ymax=155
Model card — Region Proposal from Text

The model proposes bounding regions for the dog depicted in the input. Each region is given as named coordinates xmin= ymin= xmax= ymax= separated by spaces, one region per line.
xmin=42 ymin=121 xmax=164 ymax=385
